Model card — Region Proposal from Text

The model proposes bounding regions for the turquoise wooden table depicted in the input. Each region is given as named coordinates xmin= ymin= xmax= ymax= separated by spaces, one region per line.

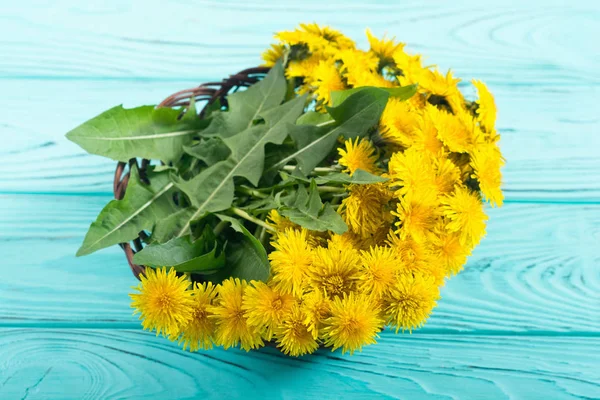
xmin=1 ymin=1 xmax=599 ymax=399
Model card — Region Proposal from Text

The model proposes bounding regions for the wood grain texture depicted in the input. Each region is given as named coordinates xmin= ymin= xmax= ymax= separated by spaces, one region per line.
xmin=1 ymin=1 xmax=599 ymax=200
xmin=1 ymin=1 xmax=598 ymax=82
xmin=2 ymin=194 xmax=598 ymax=333
xmin=1 ymin=0 xmax=599 ymax=398
xmin=0 ymin=329 xmax=598 ymax=400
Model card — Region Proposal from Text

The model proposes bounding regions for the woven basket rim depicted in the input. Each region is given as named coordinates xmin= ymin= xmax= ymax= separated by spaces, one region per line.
xmin=113 ymin=66 xmax=271 ymax=279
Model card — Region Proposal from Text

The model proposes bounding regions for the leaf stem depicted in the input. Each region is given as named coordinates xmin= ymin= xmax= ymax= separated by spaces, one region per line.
xmin=318 ymin=186 xmax=346 ymax=193
xmin=213 ymin=220 xmax=229 ymax=236
xmin=237 ymin=186 xmax=268 ymax=199
xmin=282 ymin=165 xmax=340 ymax=174
xmin=230 ymin=207 xmax=276 ymax=232
xmin=259 ymin=225 xmax=268 ymax=245
xmin=317 ymin=120 xmax=336 ymax=127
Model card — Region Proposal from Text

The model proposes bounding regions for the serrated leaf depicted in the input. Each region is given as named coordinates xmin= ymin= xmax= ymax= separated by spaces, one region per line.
xmin=325 ymin=87 xmax=390 ymax=128
xmin=243 ymin=196 xmax=280 ymax=213
xmin=214 ymin=214 xmax=268 ymax=262
xmin=133 ymin=233 xmax=225 ymax=273
xmin=207 ymin=214 xmax=270 ymax=283
xmin=315 ymin=169 xmax=388 ymax=185
xmin=184 ymin=137 xmax=231 ymax=166
xmin=76 ymin=166 xmax=176 ymax=256
xmin=202 ymin=62 xmax=287 ymax=138
xmin=207 ymin=235 xmax=270 ymax=283
xmin=280 ymin=180 xmax=347 ymax=234
xmin=330 ymin=84 xmax=417 ymax=107
xmin=151 ymin=208 xmax=196 ymax=243
xmin=66 ymin=105 xmax=208 ymax=163
xmin=279 ymin=167 xmax=311 ymax=184
xmin=172 ymin=95 xmax=306 ymax=237
xmin=261 ymin=143 xmax=297 ymax=186
xmin=287 ymin=124 xmax=337 ymax=174
xmin=297 ymin=111 xmax=333 ymax=126
xmin=271 ymin=87 xmax=390 ymax=174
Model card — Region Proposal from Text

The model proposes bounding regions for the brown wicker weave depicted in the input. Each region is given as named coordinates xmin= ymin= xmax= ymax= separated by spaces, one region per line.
xmin=113 ymin=66 xmax=271 ymax=280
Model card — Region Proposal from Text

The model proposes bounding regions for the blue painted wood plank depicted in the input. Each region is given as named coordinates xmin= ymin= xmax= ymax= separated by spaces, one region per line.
xmin=1 ymin=194 xmax=598 ymax=332
xmin=1 ymin=2 xmax=599 ymax=200
xmin=1 ymin=1 xmax=598 ymax=83
xmin=0 ymin=329 xmax=598 ymax=400
xmin=1 ymin=1 xmax=599 ymax=398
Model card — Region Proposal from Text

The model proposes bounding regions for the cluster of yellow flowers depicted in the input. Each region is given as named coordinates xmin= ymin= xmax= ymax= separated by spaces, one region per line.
xmin=130 ymin=24 xmax=503 ymax=357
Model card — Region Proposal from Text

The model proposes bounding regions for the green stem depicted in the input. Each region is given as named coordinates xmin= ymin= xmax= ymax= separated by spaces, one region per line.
xmin=318 ymin=186 xmax=346 ymax=193
xmin=317 ymin=120 xmax=336 ymax=128
xmin=282 ymin=165 xmax=340 ymax=174
xmin=230 ymin=207 xmax=276 ymax=232
xmin=183 ymin=158 xmax=199 ymax=179
xmin=237 ymin=186 xmax=268 ymax=199
xmin=259 ymin=225 xmax=268 ymax=245
xmin=213 ymin=220 xmax=229 ymax=236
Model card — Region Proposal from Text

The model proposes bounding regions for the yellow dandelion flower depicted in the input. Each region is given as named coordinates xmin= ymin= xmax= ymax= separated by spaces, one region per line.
xmin=341 ymin=226 xmax=391 ymax=251
xmin=472 ymin=80 xmax=497 ymax=133
xmin=275 ymin=27 xmax=331 ymax=54
xmin=358 ymin=246 xmax=399 ymax=299
xmin=412 ymin=107 xmax=443 ymax=154
xmin=386 ymin=233 xmax=433 ymax=275
xmin=298 ymin=23 xmax=355 ymax=50
xmin=430 ymin=107 xmax=477 ymax=153
xmin=130 ymin=267 xmax=193 ymax=338
xmin=449 ymin=152 xmax=474 ymax=182
xmin=379 ymin=97 xmax=419 ymax=147
xmin=434 ymin=155 xmax=462 ymax=196
xmin=267 ymin=209 xmax=298 ymax=233
xmin=441 ymin=186 xmax=488 ymax=246
xmin=393 ymin=49 xmax=423 ymax=83
xmin=340 ymin=183 xmax=394 ymax=238
xmin=385 ymin=273 xmax=440 ymax=333
xmin=306 ymin=230 xmax=330 ymax=248
xmin=387 ymin=148 xmax=438 ymax=199
xmin=429 ymin=225 xmax=471 ymax=276
xmin=322 ymin=293 xmax=384 ymax=354
xmin=261 ymin=44 xmax=285 ymax=67
xmin=275 ymin=303 xmax=319 ymax=357
xmin=301 ymin=289 xmax=331 ymax=339
xmin=338 ymin=49 xmax=380 ymax=79
xmin=407 ymin=90 xmax=428 ymax=110
xmin=210 ymin=278 xmax=263 ymax=351
xmin=357 ymin=226 xmax=392 ymax=250
xmin=310 ymin=60 xmax=346 ymax=106
xmin=286 ymin=54 xmax=323 ymax=79
xmin=417 ymin=69 xmax=462 ymax=108
xmin=243 ymin=281 xmax=295 ymax=341
xmin=338 ymin=137 xmax=380 ymax=175
xmin=366 ymin=28 xmax=405 ymax=65
xmin=269 ymin=228 xmax=314 ymax=296
xmin=393 ymin=193 xmax=441 ymax=242
xmin=178 ymin=282 xmax=217 ymax=352
xmin=334 ymin=231 xmax=363 ymax=250
xmin=328 ymin=233 xmax=357 ymax=252
xmin=470 ymin=144 xmax=504 ymax=207
xmin=308 ymin=245 xmax=362 ymax=297
xmin=351 ymin=70 xmax=396 ymax=88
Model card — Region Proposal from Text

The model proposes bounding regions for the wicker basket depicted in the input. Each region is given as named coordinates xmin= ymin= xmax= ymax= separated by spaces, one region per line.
xmin=112 ymin=66 xmax=271 ymax=280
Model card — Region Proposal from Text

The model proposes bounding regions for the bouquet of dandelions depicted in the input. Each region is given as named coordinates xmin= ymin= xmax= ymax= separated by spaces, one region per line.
xmin=67 ymin=23 xmax=503 ymax=357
